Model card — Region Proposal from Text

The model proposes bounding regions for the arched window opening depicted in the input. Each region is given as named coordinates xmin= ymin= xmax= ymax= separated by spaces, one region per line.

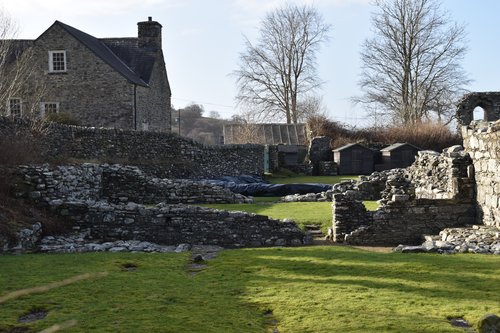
xmin=473 ymin=106 xmax=485 ymax=121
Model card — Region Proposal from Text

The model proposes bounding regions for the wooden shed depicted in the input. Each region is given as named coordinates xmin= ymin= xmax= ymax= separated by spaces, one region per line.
xmin=333 ymin=143 xmax=375 ymax=175
xmin=379 ymin=143 xmax=421 ymax=169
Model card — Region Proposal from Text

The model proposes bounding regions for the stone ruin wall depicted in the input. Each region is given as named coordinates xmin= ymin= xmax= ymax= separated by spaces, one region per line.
xmin=332 ymin=149 xmax=476 ymax=246
xmin=17 ymin=164 xmax=250 ymax=206
xmin=462 ymin=120 xmax=500 ymax=227
xmin=5 ymin=164 xmax=306 ymax=250
xmin=0 ymin=117 xmax=264 ymax=179
xmin=407 ymin=148 xmax=475 ymax=201
xmin=49 ymin=201 xmax=304 ymax=248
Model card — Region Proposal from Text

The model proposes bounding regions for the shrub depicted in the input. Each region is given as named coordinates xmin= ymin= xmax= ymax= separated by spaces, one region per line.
xmin=0 ymin=133 xmax=43 ymax=166
xmin=46 ymin=112 xmax=80 ymax=126
xmin=307 ymin=117 xmax=461 ymax=151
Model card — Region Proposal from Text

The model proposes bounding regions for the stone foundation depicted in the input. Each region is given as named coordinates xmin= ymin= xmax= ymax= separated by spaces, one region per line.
xmin=7 ymin=163 xmax=307 ymax=250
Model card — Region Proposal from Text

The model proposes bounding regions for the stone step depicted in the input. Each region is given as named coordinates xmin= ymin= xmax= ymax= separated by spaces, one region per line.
xmin=307 ymin=230 xmax=324 ymax=236
xmin=304 ymin=224 xmax=321 ymax=230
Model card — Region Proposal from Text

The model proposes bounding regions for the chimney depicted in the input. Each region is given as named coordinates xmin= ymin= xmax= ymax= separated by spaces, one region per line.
xmin=138 ymin=16 xmax=162 ymax=49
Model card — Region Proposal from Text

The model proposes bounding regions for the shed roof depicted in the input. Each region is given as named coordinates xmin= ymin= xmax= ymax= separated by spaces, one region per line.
xmin=333 ymin=143 xmax=373 ymax=152
xmin=381 ymin=142 xmax=421 ymax=152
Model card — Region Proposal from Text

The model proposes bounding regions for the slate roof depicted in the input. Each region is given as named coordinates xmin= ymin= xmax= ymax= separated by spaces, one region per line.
xmin=101 ymin=38 xmax=156 ymax=85
xmin=333 ymin=143 xmax=373 ymax=152
xmin=31 ymin=21 xmax=155 ymax=87
xmin=381 ymin=142 xmax=421 ymax=152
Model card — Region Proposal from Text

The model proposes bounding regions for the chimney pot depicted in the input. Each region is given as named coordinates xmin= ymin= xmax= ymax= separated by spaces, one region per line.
xmin=148 ymin=16 xmax=152 ymax=21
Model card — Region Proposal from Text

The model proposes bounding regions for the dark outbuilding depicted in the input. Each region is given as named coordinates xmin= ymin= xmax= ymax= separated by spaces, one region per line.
xmin=379 ymin=143 xmax=421 ymax=170
xmin=333 ymin=143 xmax=375 ymax=175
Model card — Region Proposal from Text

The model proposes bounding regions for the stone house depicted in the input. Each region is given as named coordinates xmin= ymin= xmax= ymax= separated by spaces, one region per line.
xmin=2 ymin=17 xmax=171 ymax=131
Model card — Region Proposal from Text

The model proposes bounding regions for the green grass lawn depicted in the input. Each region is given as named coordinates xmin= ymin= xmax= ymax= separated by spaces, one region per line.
xmin=0 ymin=248 xmax=498 ymax=332
xmin=265 ymin=174 xmax=359 ymax=185
xmin=203 ymin=201 xmax=332 ymax=231
xmin=201 ymin=200 xmax=378 ymax=232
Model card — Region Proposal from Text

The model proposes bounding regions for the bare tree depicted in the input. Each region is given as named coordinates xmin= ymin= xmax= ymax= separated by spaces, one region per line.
xmin=296 ymin=94 xmax=327 ymax=123
xmin=233 ymin=4 xmax=330 ymax=124
xmin=0 ymin=9 xmax=45 ymax=118
xmin=355 ymin=0 xmax=470 ymax=125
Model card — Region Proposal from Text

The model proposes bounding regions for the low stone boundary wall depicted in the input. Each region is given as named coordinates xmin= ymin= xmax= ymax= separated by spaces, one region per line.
xmin=0 ymin=117 xmax=264 ymax=179
xmin=52 ymin=201 xmax=305 ymax=247
xmin=394 ymin=225 xmax=500 ymax=254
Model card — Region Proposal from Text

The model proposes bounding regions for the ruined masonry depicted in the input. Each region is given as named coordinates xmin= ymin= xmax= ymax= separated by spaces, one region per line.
xmin=331 ymin=91 xmax=500 ymax=250
xmin=462 ymin=120 xmax=500 ymax=227
xmin=2 ymin=164 xmax=306 ymax=252
xmin=332 ymin=148 xmax=476 ymax=246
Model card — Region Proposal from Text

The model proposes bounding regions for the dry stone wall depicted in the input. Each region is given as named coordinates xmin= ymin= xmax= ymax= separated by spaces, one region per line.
xmin=462 ymin=120 xmax=500 ymax=227
xmin=101 ymin=164 xmax=251 ymax=204
xmin=0 ymin=117 xmax=264 ymax=179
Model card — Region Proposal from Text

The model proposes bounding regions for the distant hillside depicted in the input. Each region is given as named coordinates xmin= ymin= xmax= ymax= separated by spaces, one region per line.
xmin=171 ymin=104 xmax=234 ymax=145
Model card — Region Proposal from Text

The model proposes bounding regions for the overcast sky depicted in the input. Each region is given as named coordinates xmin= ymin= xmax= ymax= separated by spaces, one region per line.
xmin=2 ymin=0 xmax=499 ymax=126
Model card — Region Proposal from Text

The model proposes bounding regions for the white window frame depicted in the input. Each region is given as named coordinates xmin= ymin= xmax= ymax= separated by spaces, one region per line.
xmin=48 ymin=50 xmax=67 ymax=73
xmin=40 ymin=102 xmax=60 ymax=117
xmin=7 ymin=98 xmax=22 ymax=117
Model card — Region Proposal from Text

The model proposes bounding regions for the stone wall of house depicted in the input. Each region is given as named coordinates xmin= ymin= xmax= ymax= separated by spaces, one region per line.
xmin=7 ymin=22 xmax=171 ymax=132
xmin=16 ymin=164 xmax=250 ymax=206
xmin=31 ymin=23 xmax=136 ymax=129
xmin=462 ymin=120 xmax=500 ymax=227
xmin=0 ymin=117 xmax=264 ymax=178
xmin=135 ymin=51 xmax=171 ymax=132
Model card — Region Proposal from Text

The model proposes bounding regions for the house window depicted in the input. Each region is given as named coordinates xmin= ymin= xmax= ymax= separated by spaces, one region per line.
xmin=40 ymin=102 xmax=59 ymax=117
xmin=48 ymin=50 xmax=66 ymax=72
xmin=8 ymin=98 xmax=22 ymax=117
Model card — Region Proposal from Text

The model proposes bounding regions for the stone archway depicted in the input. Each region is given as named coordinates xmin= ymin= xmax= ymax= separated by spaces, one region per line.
xmin=456 ymin=92 xmax=500 ymax=126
